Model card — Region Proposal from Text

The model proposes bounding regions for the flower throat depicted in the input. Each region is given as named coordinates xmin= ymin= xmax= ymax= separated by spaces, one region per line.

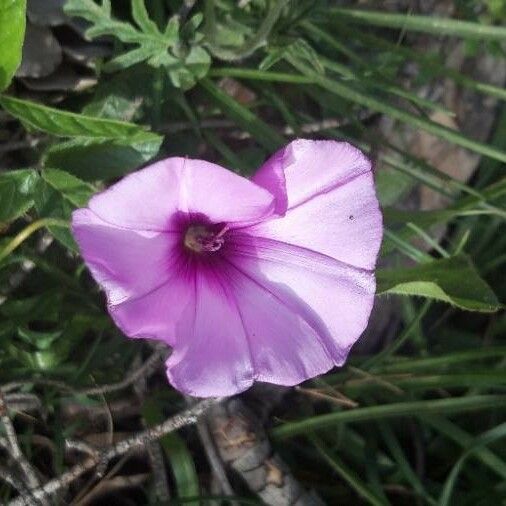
xmin=184 ymin=224 xmax=227 ymax=253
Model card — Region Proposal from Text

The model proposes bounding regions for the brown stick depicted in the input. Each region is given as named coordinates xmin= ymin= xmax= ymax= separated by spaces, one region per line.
xmin=0 ymin=393 xmax=41 ymax=492
xmin=8 ymin=398 xmax=220 ymax=506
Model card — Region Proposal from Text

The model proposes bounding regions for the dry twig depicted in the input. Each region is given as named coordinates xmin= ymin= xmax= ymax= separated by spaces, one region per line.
xmin=8 ymin=398 xmax=219 ymax=506
xmin=0 ymin=393 xmax=41 ymax=491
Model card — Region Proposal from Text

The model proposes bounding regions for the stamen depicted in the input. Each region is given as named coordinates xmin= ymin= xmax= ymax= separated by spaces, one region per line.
xmin=184 ymin=224 xmax=226 ymax=253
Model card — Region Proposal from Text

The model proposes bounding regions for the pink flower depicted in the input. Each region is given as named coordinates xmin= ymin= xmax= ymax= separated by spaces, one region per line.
xmin=72 ymin=140 xmax=382 ymax=397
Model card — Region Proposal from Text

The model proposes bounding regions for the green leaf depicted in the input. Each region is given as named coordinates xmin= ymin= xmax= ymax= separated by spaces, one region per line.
xmin=34 ymin=169 xmax=95 ymax=250
xmin=271 ymin=395 xmax=506 ymax=439
xmin=0 ymin=169 xmax=39 ymax=223
xmin=65 ymin=0 xmax=207 ymax=89
xmin=376 ymin=255 xmax=501 ymax=312
xmin=311 ymin=435 xmax=388 ymax=506
xmin=329 ymin=8 xmax=506 ymax=41
xmin=285 ymin=54 xmax=506 ymax=163
xmin=439 ymin=423 xmax=506 ymax=506
xmin=131 ymin=0 xmax=159 ymax=35
xmin=44 ymin=136 xmax=162 ymax=181
xmin=0 ymin=0 xmax=26 ymax=91
xmin=185 ymin=46 xmax=211 ymax=80
xmin=200 ymin=78 xmax=284 ymax=151
xmin=0 ymin=95 xmax=162 ymax=142
xmin=142 ymin=400 xmax=200 ymax=504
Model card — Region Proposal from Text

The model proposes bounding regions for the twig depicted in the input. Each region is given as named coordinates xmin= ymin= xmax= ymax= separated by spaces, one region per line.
xmin=0 ymin=465 xmax=38 ymax=506
xmin=0 ymin=393 xmax=41 ymax=491
xmin=197 ymin=417 xmax=237 ymax=504
xmin=2 ymin=347 xmax=166 ymax=399
xmin=296 ymin=386 xmax=359 ymax=408
xmin=65 ymin=439 xmax=99 ymax=459
xmin=133 ymin=354 xmax=171 ymax=502
xmin=8 ymin=398 xmax=220 ymax=506
xmin=79 ymin=347 xmax=166 ymax=396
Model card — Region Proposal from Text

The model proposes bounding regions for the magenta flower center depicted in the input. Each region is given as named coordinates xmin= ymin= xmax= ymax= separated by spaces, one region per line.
xmin=184 ymin=224 xmax=227 ymax=253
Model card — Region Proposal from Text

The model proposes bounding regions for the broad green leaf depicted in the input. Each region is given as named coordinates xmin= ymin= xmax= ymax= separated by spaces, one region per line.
xmin=0 ymin=169 xmax=39 ymax=223
xmin=0 ymin=95 xmax=162 ymax=142
xmin=376 ymin=254 xmax=501 ymax=312
xmin=329 ymin=8 xmax=506 ymax=41
xmin=0 ymin=0 xmax=26 ymax=91
xmin=44 ymin=136 xmax=162 ymax=181
xmin=34 ymin=169 xmax=95 ymax=251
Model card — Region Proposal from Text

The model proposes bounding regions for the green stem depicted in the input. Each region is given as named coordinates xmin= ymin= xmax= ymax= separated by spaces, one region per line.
xmin=0 ymin=218 xmax=68 ymax=263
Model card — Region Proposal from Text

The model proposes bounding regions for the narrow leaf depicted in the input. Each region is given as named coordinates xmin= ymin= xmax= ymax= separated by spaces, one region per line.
xmin=329 ymin=8 xmax=506 ymax=41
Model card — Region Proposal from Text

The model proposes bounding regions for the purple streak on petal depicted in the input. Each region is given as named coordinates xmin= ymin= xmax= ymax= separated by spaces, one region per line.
xmin=89 ymin=158 xmax=275 ymax=232
xmin=165 ymin=267 xmax=255 ymax=397
xmin=227 ymin=232 xmax=376 ymax=365
xmin=71 ymin=208 xmax=177 ymax=305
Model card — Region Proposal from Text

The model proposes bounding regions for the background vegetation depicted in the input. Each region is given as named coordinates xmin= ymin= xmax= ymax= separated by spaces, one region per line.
xmin=0 ymin=0 xmax=505 ymax=504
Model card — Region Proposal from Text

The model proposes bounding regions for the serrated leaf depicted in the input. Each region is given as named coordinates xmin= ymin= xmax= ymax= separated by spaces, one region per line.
xmin=34 ymin=169 xmax=95 ymax=251
xmin=0 ymin=0 xmax=26 ymax=91
xmin=44 ymin=136 xmax=162 ymax=181
xmin=376 ymin=255 xmax=501 ymax=312
xmin=0 ymin=169 xmax=39 ymax=223
xmin=0 ymin=95 xmax=161 ymax=143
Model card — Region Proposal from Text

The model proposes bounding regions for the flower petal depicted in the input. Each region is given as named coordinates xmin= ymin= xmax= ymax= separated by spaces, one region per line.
xmin=165 ymin=268 xmax=254 ymax=397
xmin=89 ymin=157 xmax=275 ymax=231
xmin=253 ymin=139 xmax=371 ymax=210
xmin=228 ymin=233 xmax=376 ymax=365
xmin=223 ymin=260 xmax=334 ymax=385
xmin=250 ymin=140 xmax=382 ymax=270
xmin=109 ymin=275 xmax=193 ymax=344
xmin=72 ymin=208 xmax=177 ymax=305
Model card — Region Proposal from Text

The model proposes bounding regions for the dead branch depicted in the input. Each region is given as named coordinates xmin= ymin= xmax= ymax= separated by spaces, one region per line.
xmin=0 ymin=393 xmax=41 ymax=492
xmin=8 ymin=398 xmax=220 ymax=506
xmin=197 ymin=417 xmax=237 ymax=504
xmin=207 ymin=398 xmax=325 ymax=506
